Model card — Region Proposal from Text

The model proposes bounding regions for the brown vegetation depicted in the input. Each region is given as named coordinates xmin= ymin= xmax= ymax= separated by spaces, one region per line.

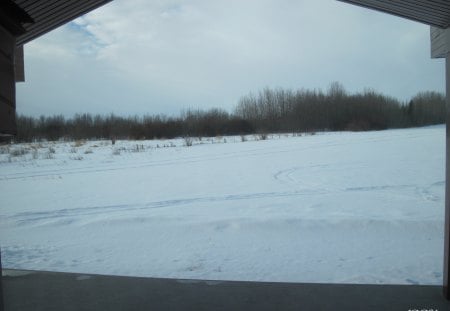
xmin=15 ymin=83 xmax=445 ymax=142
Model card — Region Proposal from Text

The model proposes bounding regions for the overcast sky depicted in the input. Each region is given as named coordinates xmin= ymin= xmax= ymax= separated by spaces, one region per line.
xmin=16 ymin=0 xmax=446 ymax=117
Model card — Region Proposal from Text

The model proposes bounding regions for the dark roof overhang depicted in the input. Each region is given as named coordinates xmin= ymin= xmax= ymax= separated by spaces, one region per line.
xmin=0 ymin=1 xmax=34 ymax=36
xmin=338 ymin=0 xmax=450 ymax=29
xmin=8 ymin=0 xmax=113 ymax=46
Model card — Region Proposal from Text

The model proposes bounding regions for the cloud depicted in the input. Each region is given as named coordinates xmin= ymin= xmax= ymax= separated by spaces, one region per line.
xmin=16 ymin=0 xmax=445 ymax=117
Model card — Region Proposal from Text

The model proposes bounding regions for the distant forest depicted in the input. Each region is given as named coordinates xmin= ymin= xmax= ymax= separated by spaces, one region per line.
xmin=15 ymin=83 xmax=446 ymax=142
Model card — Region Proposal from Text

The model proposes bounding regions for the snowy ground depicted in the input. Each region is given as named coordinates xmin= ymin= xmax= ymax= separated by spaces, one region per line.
xmin=0 ymin=126 xmax=445 ymax=285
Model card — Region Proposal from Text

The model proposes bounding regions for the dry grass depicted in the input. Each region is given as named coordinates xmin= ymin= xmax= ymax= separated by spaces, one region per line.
xmin=73 ymin=140 xmax=85 ymax=148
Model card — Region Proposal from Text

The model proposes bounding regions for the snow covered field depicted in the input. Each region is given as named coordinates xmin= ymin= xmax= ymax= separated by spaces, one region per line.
xmin=0 ymin=126 xmax=445 ymax=285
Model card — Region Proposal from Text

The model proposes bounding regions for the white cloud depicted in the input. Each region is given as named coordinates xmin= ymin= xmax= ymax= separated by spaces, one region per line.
xmin=16 ymin=0 xmax=445 ymax=117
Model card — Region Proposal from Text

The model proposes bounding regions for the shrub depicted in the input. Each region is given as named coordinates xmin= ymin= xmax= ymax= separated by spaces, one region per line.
xmin=32 ymin=149 xmax=38 ymax=160
xmin=130 ymin=144 xmax=144 ymax=152
xmin=73 ymin=140 xmax=85 ymax=147
xmin=44 ymin=152 xmax=54 ymax=159
xmin=184 ymin=137 xmax=193 ymax=147
xmin=0 ymin=146 xmax=10 ymax=154
xmin=10 ymin=147 xmax=28 ymax=157
xmin=70 ymin=155 xmax=83 ymax=161
xmin=258 ymin=133 xmax=268 ymax=140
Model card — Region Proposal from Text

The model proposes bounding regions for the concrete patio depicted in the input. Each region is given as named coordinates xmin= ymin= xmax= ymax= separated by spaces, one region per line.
xmin=2 ymin=269 xmax=449 ymax=311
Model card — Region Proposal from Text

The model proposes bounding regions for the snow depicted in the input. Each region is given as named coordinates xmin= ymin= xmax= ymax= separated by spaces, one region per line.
xmin=0 ymin=126 xmax=445 ymax=285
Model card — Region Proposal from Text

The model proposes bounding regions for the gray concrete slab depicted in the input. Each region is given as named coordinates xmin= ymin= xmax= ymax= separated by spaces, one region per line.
xmin=2 ymin=269 xmax=449 ymax=311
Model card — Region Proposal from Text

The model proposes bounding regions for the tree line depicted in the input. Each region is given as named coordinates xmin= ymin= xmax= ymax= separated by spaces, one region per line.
xmin=235 ymin=83 xmax=445 ymax=132
xmin=15 ymin=111 xmax=254 ymax=142
xmin=14 ymin=83 xmax=446 ymax=142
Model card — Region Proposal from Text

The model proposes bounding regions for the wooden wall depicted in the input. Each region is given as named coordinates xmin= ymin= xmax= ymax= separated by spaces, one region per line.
xmin=0 ymin=25 xmax=16 ymax=136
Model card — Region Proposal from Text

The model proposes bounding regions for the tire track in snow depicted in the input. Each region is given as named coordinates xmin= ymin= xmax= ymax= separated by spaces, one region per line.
xmin=273 ymin=165 xmax=330 ymax=185
xmin=345 ymin=185 xmax=416 ymax=192
xmin=0 ymin=137 xmax=386 ymax=181
xmin=7 ymin=189 xmax=328 ymax=226
xmin=273 ymin=166 xmax=444 ymax=199
xmin=415 ymin=180 xmax=445 ymax=202
xmin=0 ymin=148 xmax=295 ymax=180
